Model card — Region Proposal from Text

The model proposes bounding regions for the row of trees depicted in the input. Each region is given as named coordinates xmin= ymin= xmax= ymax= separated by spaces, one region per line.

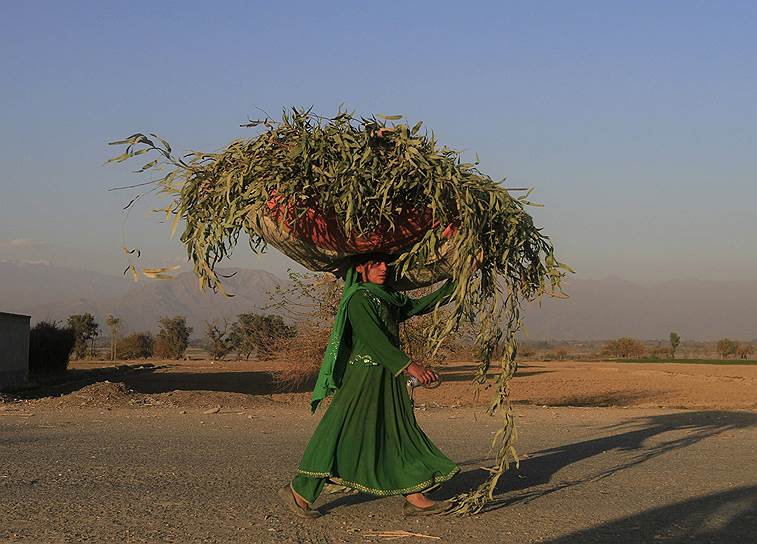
xmin=57 ymin=311 xmax=293 ymax=362
xmin=603 ymin=333 xmax=753 ymax=359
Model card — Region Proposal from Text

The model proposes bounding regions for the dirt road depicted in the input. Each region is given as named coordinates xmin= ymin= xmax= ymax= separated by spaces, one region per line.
xmin=2 ymin=403 xmax=755 ymax=543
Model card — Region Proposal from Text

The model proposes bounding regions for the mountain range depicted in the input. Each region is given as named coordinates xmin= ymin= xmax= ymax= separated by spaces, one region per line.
xmin=1 ymin=260 xmax=755 ymax=340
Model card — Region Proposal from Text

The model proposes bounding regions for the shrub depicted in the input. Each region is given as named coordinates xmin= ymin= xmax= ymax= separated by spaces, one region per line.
xmin=229 ymin=313 xmax=294 ymax=360
xmin=603 ymin=337 xmax=646 ymax=358
xmin=154 ymin=316 xmax=192 ymax=359
xmin=66 ymin=313 xmax=100 ymax=359
xmin=271 ymin=323 xmax=330 ymax=390
xmin=669 ymin=332 xmax=680 ymax=359
xmin=736 ymin=343 xmax=753 ymax=360
xmin=28 ymin=321 xmax=76 ymax=375
xmin=650 ymin=347 xmax=672 ymax=360
xmin=716 ymin=338 xmax=737 ymax=359
xmin=204 ymin=320 xmax=233 ymax=360
xmin=116 ymin=332 xmax=154 ymax=359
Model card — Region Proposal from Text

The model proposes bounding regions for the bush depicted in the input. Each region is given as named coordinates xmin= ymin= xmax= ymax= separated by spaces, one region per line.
xmin=736 ymin=342 xmax=753 ymax=360
xmin=154 ymin=316 xmax=192 ymax=359
xmin=230 ymin=313 xmax=294 ymax=360
xmin=116 ymin=332 xmax=154 ymax=359
xmin=649 ymin=347 xmax=673 ymax=360
xmin=66 ymin=313 xmax=100 ymax=360
xmin=204 ymin=320 xmax=233 ymax=360
xmin=716 ymin=338 xmax=737 ymax=359
xmin=603 ymin=337 xmax=646 ymax=358
xmin=28 ymin=321 xmax=76 ymax=375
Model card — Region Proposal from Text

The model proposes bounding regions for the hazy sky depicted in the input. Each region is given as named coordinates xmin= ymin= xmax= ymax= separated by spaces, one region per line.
xmin=1 ymin=1 xmax=755 ymax=284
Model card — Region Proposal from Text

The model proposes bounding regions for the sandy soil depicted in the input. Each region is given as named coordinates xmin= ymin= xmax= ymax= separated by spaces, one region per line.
xmin=2 ymin=404 xmax=755 ymax=543
xmin=1 ymin=359 xmax=755 ymax=542
xmin=8 ymin=357 xmax=753 ymax=412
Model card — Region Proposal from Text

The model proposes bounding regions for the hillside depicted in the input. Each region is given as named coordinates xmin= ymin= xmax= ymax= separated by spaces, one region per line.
xmin=2 ymin=261 xmax=756 ymax=340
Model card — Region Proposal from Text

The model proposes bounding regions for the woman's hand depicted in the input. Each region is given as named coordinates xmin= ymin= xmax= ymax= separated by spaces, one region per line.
xmin=405 ymin=362 xmax=438 ymax=385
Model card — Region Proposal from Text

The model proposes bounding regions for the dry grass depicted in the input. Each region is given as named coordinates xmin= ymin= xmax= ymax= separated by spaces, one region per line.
xmin=270 ymin=324 xmax=331 ymax=390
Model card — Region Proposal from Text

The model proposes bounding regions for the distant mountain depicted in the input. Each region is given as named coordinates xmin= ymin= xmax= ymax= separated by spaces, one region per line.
xmin=2 ymin=261 xmax=284 ymax=334
xmin=2 ymin=260 xmax=755 ymax=340
xmin=0 ymin=260 xmax=131 ymax=312
xmin=521 ymin=276 xmax=757 ymax=341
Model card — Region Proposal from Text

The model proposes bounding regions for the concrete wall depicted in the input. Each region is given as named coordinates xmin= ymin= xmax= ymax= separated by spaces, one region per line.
xmin=0 ymin=312 xmax=30 ymax=390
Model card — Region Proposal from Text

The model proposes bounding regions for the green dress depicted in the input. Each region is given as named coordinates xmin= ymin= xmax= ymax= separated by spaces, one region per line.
xmin=291 ymin=281 xmax=459 ymax=504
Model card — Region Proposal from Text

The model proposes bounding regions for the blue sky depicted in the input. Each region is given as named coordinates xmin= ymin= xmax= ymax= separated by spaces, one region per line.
xmin=1 ymin=1 xmax=755 ymax=283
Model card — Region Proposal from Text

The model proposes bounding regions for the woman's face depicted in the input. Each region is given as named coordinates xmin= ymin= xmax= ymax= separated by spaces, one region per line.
xmin=357 ymin=260 xmax=388 ymax=285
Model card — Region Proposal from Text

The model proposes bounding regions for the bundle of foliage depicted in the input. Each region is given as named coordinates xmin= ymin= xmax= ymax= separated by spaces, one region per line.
xmin=230 ymin=313 xmax=294 ymax=360
xmin=116 ymin=332 xmax=154 ymax=359
xmin=66 ymin=313 xmax=100 ymax=360
xmin=108 ymin=108 xmax=568 ymax=514
xmin=603 ymin=337 xmax=646 ymax=359
xmin=28 ymin=321 xmax=76 ymax=374
xmin=154 ymin=316 xmax=192 ymax=359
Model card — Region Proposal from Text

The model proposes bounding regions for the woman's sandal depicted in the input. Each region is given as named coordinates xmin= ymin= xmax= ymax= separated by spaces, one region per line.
xmin=402 ymin=499 xmax=452 ymax=517
xmin=278 ymin=485 xmax=322 ymax=519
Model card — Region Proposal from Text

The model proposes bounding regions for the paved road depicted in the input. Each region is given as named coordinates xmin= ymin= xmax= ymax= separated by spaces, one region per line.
xmin=2 ymin=405 xmax=756 ymax=543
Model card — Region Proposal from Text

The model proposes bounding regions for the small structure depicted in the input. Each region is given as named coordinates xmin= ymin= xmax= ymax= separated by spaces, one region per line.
xmin=0 ymin=312 xmax=30 ymax=390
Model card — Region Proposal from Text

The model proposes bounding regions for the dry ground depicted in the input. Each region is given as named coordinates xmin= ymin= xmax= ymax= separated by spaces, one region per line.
xmin=1 ymin=358 xmax=756 ymax=543
xmin=14 ymin=357 xmax=754 ymax=411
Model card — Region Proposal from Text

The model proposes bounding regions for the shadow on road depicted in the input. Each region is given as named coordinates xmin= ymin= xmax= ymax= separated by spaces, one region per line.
xmin=3 ymin=364 xmax=165 ymax=400
xmin=543 ymin=485 xmax=756 ymax=544
xmin=2 ymin=364 xmax=317 ymax=400
xmin=442 ymin=410 xmax=757 ymax=513
xmin=123 ymin=370 xmax=316 ymax=395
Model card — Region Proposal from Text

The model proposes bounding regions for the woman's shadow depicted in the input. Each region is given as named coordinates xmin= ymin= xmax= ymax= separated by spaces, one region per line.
xmin=437 ymin=409 xmax=757 ymax=513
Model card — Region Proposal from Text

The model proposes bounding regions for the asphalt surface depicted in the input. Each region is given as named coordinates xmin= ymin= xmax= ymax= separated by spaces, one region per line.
xmin=2 ymin=405 xmax=756 ymax=543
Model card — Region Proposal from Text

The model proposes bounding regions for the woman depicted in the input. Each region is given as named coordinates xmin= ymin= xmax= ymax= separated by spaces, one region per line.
xmin=279 ymin=254 xmax=459 ymax=518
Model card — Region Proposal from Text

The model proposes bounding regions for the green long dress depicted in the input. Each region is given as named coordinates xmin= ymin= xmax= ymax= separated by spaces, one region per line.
xmin=291 ymin=280 xmax=459 ymax=504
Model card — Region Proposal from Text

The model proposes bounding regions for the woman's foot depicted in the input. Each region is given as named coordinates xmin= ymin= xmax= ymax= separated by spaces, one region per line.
xmin=405 ymin=492 xmax=436 ymax=509
xmin=278 ymin=485 xmax=321 ymax=519
xmin=402 ymin=498 xmax=451 ymax=517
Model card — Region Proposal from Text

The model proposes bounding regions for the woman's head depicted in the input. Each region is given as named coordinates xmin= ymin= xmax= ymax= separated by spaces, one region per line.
xmin=351 ymin=253 xmax=394 ymax=285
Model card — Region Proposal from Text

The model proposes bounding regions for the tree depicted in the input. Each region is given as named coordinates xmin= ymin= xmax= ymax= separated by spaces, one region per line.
xmin=66 ymin=313 xmax=100 ymax=359
xmin=105 ymin=314 xmax=123 ymax=361
xmin=154 ymin=316 xmax=192 ymax=359
xmin=28 ymin=321 xmax=76 ymax=374
xmin=204 ymin=319 xmax=233 ymax=360
xmin=716 ymin=338 xmax=737 ymax=359
xmin=736 ymin=342 xmax=753 ymax=360
xmin=230 ymin=313 xmax=294 ymax=360
xmin=603 ymin=337 xmax=646 ymax=358
xmin=116 ymin=332 xmax=154 ymax=359
xmin=669 ymin=332 xmax=680 ymax=360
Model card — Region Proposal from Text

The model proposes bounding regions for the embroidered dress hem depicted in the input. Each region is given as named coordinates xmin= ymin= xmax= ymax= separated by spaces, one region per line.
xmin=296 ymin=467 xmax=460 ymax=497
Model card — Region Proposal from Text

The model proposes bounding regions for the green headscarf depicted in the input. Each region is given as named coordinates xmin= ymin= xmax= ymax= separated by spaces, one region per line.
xmin=310 ymin=266 xmax=409 ymax=412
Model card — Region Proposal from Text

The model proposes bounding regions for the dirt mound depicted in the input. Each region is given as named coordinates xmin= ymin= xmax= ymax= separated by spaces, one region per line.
xmin=155 ymin=390 xmax=277 ymax=409
xmin=42 ymin=380 xmax=280 ymax=410
xmin=54 ymin=381 xmax=149 ymax=408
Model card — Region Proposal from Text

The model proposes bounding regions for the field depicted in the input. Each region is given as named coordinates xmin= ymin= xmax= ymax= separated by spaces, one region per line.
xmin=2 ymin=358 xmax=756 ymax=543
xmin=618 ymin=358 xmax=757 ymax=365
